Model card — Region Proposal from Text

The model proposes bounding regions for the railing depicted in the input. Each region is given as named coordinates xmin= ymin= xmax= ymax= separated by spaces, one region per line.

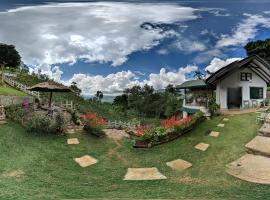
xmin=55 ymin=100 xmax=74 ymax=110
xmin=3 ymin=75 xmax=40 ymax=98
xmin=105 ymin=120 xmax=140 ymax=130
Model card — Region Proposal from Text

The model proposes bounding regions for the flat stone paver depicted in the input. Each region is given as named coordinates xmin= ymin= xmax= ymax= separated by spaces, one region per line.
xmin=67 ymin=138 xmax=79 ymax=145
xmin=217 ymin=123 xmax=225 ymax=127
xmin=195 ymin=143 xmax=209 ymax=151
xmin=103 ymin=129 xmax=130 ymax=140
xmin=74 ymin=155 xmax=98 ymax=167
xmin=226 ymin=154 xmax=270 ymax=184
xmin=259 ymin=123 xmax=270 ymax=137
xmin=166 ymin=159 xmax=192 ymax=171
xmin=209 ymin=131 xmax=220 ymax=137
xmin=223 ymin=118 xmax=229 ymax=121
xmin=0 ymin=121 xmax=7 ymax=125
xmin=245 ymin=136 xmax=270 ymax=157
xmin=124 ymin=167 xmax=167 ymax=180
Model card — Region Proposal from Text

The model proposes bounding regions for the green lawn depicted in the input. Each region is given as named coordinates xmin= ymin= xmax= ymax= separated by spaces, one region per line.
xmin=0 ymin=85 xmax=27 ymax=96
xmin=0 ymin=113 xmax=269 ymax=199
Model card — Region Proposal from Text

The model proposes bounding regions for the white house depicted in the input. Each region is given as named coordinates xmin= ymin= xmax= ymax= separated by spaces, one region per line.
xmin=178 ymin=55 xmax=270 ymax=116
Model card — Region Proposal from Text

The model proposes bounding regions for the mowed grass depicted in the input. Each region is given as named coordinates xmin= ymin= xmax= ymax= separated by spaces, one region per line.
xmin=0 ymin=85 xmax=27 ymax=96
xmin=0 ymin=113 xmax=269 ymax=199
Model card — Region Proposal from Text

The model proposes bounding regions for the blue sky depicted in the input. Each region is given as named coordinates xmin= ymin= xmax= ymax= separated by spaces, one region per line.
xmin=0 ymin=0 xmax=270 ymax=96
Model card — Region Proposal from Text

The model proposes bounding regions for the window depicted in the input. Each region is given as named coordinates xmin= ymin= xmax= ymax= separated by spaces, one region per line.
xmin=250 ymin=87 xmax=263 ymax=99
xmin=241 ymin=72 xmax=252 ymax=81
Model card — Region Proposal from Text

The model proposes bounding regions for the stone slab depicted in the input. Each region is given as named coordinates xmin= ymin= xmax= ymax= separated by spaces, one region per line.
xmin=124 ymin=167 xmax=167 ymax=180
xmin=0 ymin=121 xmax=7 ymax=125
xmin=223 ymin=118 xmax=229 ymax=121
xmin=209 ymin=131 xmax=220 ymax=137
xmin=166 ymin=159 xmax=192 ymax=171
xmin=67 ymin=138 xmax=79 ymax=145
xmin=217 ymin=124 xmax=225 ymax=127
xmin=259 ymin=123 xmax=270 ymax=137
xmin=226 ymin=154 xmax=270 ymax=184
xmin=74 ymin=155 xmax=98 ymax=167
xmin=245 ymin=136 xmax=270 ymax=157
xmin=195 ymin=143 xmax=209 ymax=151
xmin=103 ymin=129 xmax=130 ymax=140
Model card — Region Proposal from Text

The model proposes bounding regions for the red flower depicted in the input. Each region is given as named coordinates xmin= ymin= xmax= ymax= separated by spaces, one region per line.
xmin=135 ymin=125 xmax=149 ymax=137
xmin=82 ymin=112 xmax=105 ymax=128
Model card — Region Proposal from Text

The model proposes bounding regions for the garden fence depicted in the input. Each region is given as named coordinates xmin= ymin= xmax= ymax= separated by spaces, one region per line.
xmin=105 ymin=120 xmax=140 ymax=130
xmin=3 ymin=75 xmax=40 ymax=98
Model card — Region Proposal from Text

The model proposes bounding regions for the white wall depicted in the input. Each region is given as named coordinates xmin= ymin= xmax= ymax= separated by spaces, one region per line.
xmin=216 ymin=68 xmax=267 ymax=109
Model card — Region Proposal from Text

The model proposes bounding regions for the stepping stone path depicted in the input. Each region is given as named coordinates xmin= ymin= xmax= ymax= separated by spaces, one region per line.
xmin=166 ymin=159 xmax=192 ymax=171
xmin=245 ymin=136 xmax=270 ymax=157
xmin=4 ymin=170 xmax=25 ymax=178
xmin=74 ymin=155 xmax=98 ymax=168
xmin=217 ymin=123 xmax=225 ymax=127
xmin=226 ymin=154 xmax=270 ymax=184
xmin=124 ymin=167 xmax=167 ymax=180
xmin=67 ymin=138 xmax=79 ymax=145
xmin=103 ymin=129 xmax=130 ymax=140
xmin=209 ymin=131 xmax=219 ymax=138
xmin=226 ymin=114 xmax=270 ymax=184
xmin=195 ymin=143 xmax=209 ymax=151
xmin=0 ymin=121 xmax=7 ymax=125
xmin=223 ymin=118 xmax=229 ymax=121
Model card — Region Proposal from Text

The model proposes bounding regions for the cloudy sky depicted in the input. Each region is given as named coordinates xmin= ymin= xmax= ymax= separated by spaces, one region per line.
xmin=0 ymin=0 xmax=270 ymax=96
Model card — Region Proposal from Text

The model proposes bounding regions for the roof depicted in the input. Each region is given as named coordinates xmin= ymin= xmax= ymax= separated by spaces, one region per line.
xmin=177 ymin=79 xmax=207 ymax=89
xmin=29 ymin=81 xmax=72 ymax=92
xmin=206 ymin=55 xmax=270 ymax=86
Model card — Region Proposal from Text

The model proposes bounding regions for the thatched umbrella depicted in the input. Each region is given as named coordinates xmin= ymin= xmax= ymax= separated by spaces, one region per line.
xmin=29 ymin=81 xmax=72 ymax=108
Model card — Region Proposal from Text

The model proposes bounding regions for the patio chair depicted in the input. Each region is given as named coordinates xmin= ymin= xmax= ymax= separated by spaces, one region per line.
xmin=252 ymin=100 xmax=259 ymax=108
xmin=243 ymin=100 xmax=250 ymax=109
xmin=256 ymin=111 xmax=267 ymax=124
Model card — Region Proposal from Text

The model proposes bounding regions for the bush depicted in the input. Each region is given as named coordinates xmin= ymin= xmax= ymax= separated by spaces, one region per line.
xmin=82 ymin=112 xmax=105 ymax=137
xmin=207 ymin=97 xmax=220 ymax=115
xmin=26 ymin=115 xmax=51 ymax=134
xmin=68 ymin=108 xmax=81 ymax=125
xmin=50 ymin=112 xmax=65 ymax=134
xmin=5 ymin=104 xmax=27 ymax=123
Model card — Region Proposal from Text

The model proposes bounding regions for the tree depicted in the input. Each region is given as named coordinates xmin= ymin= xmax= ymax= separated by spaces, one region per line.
xmin=245 ymin=38 xmax=270 ymax=64
xmin=70 ymin=81 xmax=82 ymax=96
xmin=0 ymin=43 xmax=21 ymax=83
xmin=193 ymin=69 xmax=205 ymax=80
xmin=165 ymin=84 xmax=176 ymax=94
xmin=95 ymin=90 xmax=104 ymax=102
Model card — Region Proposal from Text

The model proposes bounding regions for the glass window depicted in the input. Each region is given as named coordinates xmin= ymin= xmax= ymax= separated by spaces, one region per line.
xmin=241 ymin=73 xmax=252 ymax=81
xmin=250 ymin=87 xmax=263 ymax=99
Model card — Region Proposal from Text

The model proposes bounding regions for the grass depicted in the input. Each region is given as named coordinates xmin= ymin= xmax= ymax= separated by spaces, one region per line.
xmin=0 ymin=85 xmax=27 ymax=96
xmin=0 ymin=113 xmax=269 ymax=199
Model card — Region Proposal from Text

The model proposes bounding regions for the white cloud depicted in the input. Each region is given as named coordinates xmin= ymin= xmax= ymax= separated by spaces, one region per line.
xmin=175 ymin=39 xmax=207 ymax=53
xmin=157 ymin=49 xmax=169 ymax=55
xmin=0 ymin=2 xmax=198 ymax=68
xmin=216 ymin=14 xmax=270 ymax=48
xmin=205 ymin=57 xmax=241 ymax=73
xmin=66 ymin=65 xmax=197 ymax=96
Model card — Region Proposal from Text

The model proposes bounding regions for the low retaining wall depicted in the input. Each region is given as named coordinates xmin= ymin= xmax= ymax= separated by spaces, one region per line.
xmin=0 ymin=95 xmax=34 ymax=106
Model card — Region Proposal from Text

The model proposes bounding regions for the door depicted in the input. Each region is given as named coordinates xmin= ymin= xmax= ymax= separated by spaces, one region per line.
xmin=227 ymin=87 xmax=242 ymax=109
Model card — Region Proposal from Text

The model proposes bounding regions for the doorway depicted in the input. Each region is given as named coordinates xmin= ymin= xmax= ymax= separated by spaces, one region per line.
xmin=227 ymin=87 xmax=242 ymax=109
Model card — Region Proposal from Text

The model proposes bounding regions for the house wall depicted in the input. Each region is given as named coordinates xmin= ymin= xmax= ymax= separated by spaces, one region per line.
xmin=216 ymin=68 xmax=267 ymax=109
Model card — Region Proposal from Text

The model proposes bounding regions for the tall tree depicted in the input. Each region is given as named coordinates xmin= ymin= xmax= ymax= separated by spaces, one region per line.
xmin=0 ymin=43 xmax=21 ymax=83
xmin=245 ymin=38 xmax=270 ymax=64
xmin=70 ymin=81 xmax=82 ymax=96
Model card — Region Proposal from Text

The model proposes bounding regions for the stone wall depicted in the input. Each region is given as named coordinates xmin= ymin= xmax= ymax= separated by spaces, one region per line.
xmin=0 ymin=95 xmax=34 ymax=106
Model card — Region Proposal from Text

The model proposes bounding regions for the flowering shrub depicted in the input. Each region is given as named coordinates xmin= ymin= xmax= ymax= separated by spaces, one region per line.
xmin=82 ymin=112 xmax=105 ymax=137
xmin=135 ymin=112 xmax=205 ymax=143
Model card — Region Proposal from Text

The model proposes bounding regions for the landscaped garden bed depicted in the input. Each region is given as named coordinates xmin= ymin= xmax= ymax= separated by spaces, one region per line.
xmin=133 ymin=112 xmax=205 ymax=148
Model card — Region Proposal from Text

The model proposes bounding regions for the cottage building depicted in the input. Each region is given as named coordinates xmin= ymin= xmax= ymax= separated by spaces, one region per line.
xmin=177 ymin=55 xmax=270 ymax=116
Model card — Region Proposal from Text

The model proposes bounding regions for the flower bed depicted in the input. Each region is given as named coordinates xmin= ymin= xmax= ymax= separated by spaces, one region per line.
xmin=82 ymin=112 xmax=105 ymax=137
xmin=133 ymin=112 xmax=205 ymax=148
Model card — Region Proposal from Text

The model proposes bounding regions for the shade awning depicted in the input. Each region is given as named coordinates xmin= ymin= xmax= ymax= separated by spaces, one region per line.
xmin=29 ymin=81 xmax=72 ymax=92
xmin=177 ymin=80 xmax=207 ymax=89
xmin=180 ymin=107 xmax=200 ymax=114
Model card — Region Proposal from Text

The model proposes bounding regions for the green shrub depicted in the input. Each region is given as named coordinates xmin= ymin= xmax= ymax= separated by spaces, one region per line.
xmin=5 ymin=104 xmax=27 ymax=123
xmin=50 ymin=112 xmax=65 ymax=134
xmin=68 ymin=109 xmax=81 ymax=125
xmin=207 ymin=97 xmax=220 ymax=115
xmin=26 ymin=115 xmax=51 ymax=134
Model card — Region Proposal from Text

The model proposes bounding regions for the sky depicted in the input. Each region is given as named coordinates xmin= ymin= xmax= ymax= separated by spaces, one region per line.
xmin=0 ymin=0 xmax=270 ymax=97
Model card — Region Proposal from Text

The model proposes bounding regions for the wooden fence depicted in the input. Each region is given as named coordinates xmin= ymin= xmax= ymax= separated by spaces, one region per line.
xmin=3 ymin=76 xmax=40 ymax=98
xmin=105 ymin=120 xmax=140 ymax=130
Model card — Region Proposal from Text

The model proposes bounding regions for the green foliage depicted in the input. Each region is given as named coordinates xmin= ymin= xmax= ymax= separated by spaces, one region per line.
xmin=50 ymin=112 xmax=65 ymax=134
xmin=26 ymin=115 xmax=51 ymax=134
xmin=68 ymin=109 xmax=81 ymax=125
xmin=245 ymin=38 xmax=270 ymax=64
xmin=0 ymin=43 xmax=21 ymax=68
xmin=0 ymin=85 xmax=27 ymax=96
xmin=207 ymin=97 xmax=220 ymax=115
xmin=5 ymin=104 xmax=27 ymax=123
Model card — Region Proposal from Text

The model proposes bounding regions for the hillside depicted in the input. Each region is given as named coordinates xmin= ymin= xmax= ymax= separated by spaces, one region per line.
xmin=0 ymin=84 xmax=27 ymax=96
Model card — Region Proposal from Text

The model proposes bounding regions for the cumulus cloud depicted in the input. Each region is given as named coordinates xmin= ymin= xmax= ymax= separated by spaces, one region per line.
xmin=157 ymin=49 xmax=169 ymax=55
xmin=205 ymin=57 xmax=241 ymax=73
xmin=0 ymin=2 xmax=198 ymax=68
xmin=175 ymin=39 xmax=207 ymax=53
xmin=216 ymin=14 xmax=270 ymax=48
xmin=66 ymin=65 xmax=197 ymax=96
